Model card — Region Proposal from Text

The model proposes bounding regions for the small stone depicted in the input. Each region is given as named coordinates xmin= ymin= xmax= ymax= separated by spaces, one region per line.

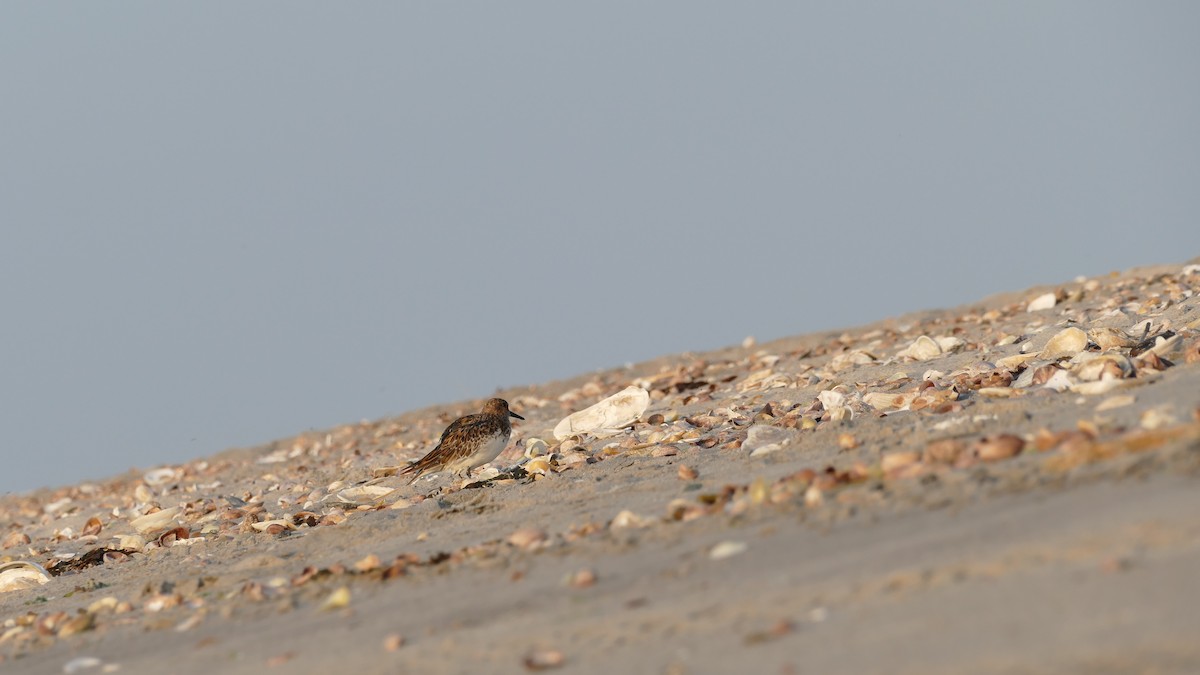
xmin=524 ymin=649 xmax=566 ymax=671
xmin=677 ymin=465 xmax=698 ymax=481
xmin=383 ymin=633 xmax=406 ymax=652
xmin=2 ymin=531 xmax=30 ymax=549
xmin=565 ymin=568 xmax=597 ymax=588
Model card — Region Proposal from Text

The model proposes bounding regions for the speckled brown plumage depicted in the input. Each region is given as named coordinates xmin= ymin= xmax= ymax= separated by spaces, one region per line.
xmin=401 ymin=398 xmax=524 ymax=485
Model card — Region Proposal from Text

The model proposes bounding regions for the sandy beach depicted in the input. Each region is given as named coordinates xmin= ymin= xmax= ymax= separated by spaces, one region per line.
xmin=3 ymin=260 xmax=1199 ymax=675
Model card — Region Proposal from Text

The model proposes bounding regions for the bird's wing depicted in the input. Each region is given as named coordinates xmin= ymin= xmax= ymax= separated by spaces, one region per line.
xmin=438 ymin=413 xmax=481 ymax=443
xmin=400 ymin=413 xmax=485 ymax=479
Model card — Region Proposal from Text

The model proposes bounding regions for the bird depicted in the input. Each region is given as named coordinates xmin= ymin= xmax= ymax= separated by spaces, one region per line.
xmin=400 ymin=398 xmax=525 ymax=485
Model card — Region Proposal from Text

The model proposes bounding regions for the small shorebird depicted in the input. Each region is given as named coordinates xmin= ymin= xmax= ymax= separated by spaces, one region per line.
xmin=401 ymin=398 xmax=524 ymax=485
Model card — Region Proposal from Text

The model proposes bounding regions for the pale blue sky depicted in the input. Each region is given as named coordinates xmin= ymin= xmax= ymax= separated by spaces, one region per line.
xmin=1 ymin=3 xmax=1197 ymax=494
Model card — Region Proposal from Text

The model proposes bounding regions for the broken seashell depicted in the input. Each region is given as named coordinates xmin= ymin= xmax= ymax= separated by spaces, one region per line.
xmin=1091 ymin=327 xmax=1140 ymax=351
xmin=2 ymin=531 xmax=31 ymax=549
xmin=816 ymin=389 xmax=845 ymax=409
xmin=1146 ymin=334 xmax=1181 ymax=358
xmin=525 ymin=457 xmax=551 ymax=475
xmin=827 ymin=405 xmax=855 ymax=423
xmin=896 ymin=335 xmax=963 ymax=361
xmin=744 ymin=425 xmax=794 ymax=457
xmin=553 ymin=386 xmax=650 ymax=440
xmin=87 ymin=596 xmax=120 ymax=614
xmin=610 ymin=510 xmax=653 ymax=529
xmin=803 ymin=485 xmax=823 ymax=507
xmin=880 ymin=451 xmax=920 ymax=473
xmin=130 ymin=507 xmax=181 ymax=535
xmin=250 ymin=519 xmax=296 ymax=533
xmin=1027 ymin=292 xmax=1057 ymax=312
xmin=923 ymin=438 xmax=966 ymax=464
xmin=1139 ymin=407 xmax=1177 ymax=430
xmin=862 ymin=391 xmax=918 ymax=411
xmin=370 ymin=466 xmax=401 ymax=478
xmin=995 ymin=353 xmax=1039 ymax=372
xmin=709 ymin=541 xmax=748 ymax=560
xmin=1039 ymin=327 xmax=1088 ymax=360
xmin=81 ymin=516 xmax=103 ymax=537
xmin=523 ymin=438 xmax=549 ymax=458
xmin=143 ymin=467 xmax=179 ymax=487
xmin=116 ymin=534 xmax=146 ymax=550
xmin=507 ymin=527 xmax=548 ymax=550
xmin=354 ymin=554 xmax=382 ymax=572
xmin=974 ymin=434 xmax=1024 ymax=461
xmin=0 ymin=560 xmax=52 ymax=593
xmin=320 ymin=586 xmax=352 ymax=611
xmin=1071 ymin=379 xmax=1132 ymax=396
xmin=331 ymin=485 xmax=396 ymax=506
xmin=1072 ymin=353 xmax=1134 ymax=382
xmin=827 ymin=350 xmax=877 ymax=371
xmin=1037 ymin=368 xmax=1074 ymax=392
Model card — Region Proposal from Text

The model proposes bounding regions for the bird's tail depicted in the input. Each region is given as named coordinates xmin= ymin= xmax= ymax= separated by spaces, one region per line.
xmin=399 ymin=462 xmax=422 ymax=485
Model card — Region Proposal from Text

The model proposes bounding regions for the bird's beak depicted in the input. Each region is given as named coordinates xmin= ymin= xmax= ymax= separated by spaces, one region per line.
xmin=509 ymin=411 xmax=525 ymax=420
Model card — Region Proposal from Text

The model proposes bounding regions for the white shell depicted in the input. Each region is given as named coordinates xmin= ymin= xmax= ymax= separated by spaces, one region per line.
xmin=130 ymin=507 xmax=181 ymax=534
xmin=1038 ymin=327 xmax=1088 ymax=359
xmin=744 ymin=424 xmax=794 ymax=457
xmin=610 ymin=510 xmax=653 ymax=529
xmin=817 ymin=389 xmax=846 ymax=410
xmin=709 ymin=541 xmax=748 ymax=560
xmin=896 ymin=335 xmax=963 ymax=361
xmin=1071 ymin=353 xmax=1134 ymax=382
xmin=553 ymin=386 xmax=650 ymax=440
xmin=143 ymin=467 xmax=179 ymax=486
xmin=995 ymin=353 xmax=1039 ymax=371
xmin=523 ymin=437 xmax=549 ymax=458
xmin=331 ymin=485 xmax=396 ymax=505
xmin=1026 ymin=292 xmax=1057 ymax=311
xmin=0 ymin=560 xmax=51 ymax=593
xmin=862 ymin=392 xmax=917 ymax=411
